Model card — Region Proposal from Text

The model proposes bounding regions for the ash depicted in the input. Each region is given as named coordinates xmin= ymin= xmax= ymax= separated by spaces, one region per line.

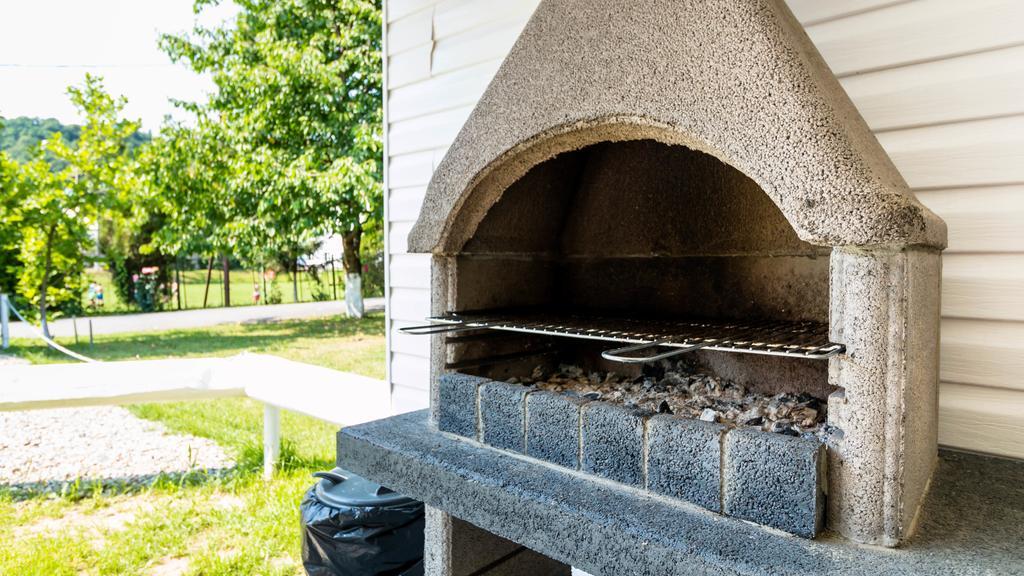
xmin=510 ymin=360 xmax=832 ymax=439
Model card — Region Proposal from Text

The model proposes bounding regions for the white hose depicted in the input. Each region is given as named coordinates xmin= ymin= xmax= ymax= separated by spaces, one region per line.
xmin=6 ymin=299 xmax=98 ymax=363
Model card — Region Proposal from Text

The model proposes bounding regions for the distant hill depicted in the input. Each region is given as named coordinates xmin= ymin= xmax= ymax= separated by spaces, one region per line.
xmin=0 ymin=116 xmax=150 ymax=169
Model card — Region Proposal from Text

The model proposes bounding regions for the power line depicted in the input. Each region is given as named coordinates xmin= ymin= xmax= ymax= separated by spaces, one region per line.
xmin=0 ymin=63 xmax=176 ymax=69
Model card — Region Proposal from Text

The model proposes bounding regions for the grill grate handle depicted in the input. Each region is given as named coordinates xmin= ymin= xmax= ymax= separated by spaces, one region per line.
xmin=600 ymin=340 xmax=709 ymax=363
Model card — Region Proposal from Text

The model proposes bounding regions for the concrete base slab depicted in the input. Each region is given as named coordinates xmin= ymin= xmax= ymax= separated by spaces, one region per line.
xmin=339 ymin=412 xmax=1023 ymax=576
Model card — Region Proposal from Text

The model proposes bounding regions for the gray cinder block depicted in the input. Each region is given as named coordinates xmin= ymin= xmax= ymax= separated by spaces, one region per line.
xmin=479 ymin=381 xmax=531 ymax=453
xmin=437 ymin=372 xmax=488 ymax=439
xmin=526 ymin=391 xmax=590 ymax=469
xmin=581 ymin=402 xmax=648 ymax=486
xmin=646 ymin=415 xmax=726 ymax=512
xmin=723 ymin=427 xmax=825 ymax=538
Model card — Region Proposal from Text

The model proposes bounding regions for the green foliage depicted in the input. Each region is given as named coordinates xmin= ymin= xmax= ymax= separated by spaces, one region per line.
xmin=152 ymin=0 xmax=383 ymax=283
xmin=0 ymin=117 xmax=81 ymax=170
xmin=0 ymin=115 xmax=149 ymax=170
xmin=131 ymin=267 xmax=163 ymax=312
xmin=358 ymin=216 xmax=384 ymax=296
xmin=10 ymin=75 xmax=140 ymax=331
xmin=140 ymin=118 xmax=241 ymax=260
xmin=101 ymin=213 xmax=172 ymax=307
xmin=0 ymin=151 xmax=24 ymax=296
xmin=361 ymin=249 xmax=384 ymax=297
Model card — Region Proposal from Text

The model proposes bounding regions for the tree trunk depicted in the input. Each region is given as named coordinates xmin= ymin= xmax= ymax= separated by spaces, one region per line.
xmin=292 ymin=257 xmax=299 ymax=303
xmin=222 ymin=253 xmax=231 ymax=307
xmin=261 ymin=261 xmax=267 ymax=306
xmin=174 ymin=259 xmax=182 ymax=310
xmin=202 ymin=256 xmax=214 ymax=308
xmin=38 ymin=224 xmax=57 ymax=338
xmin=342 ymin=227 xmax=364 ymax=318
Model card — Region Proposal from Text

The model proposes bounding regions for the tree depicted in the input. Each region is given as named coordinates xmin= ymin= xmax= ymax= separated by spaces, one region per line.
xmin=139 ymin=116 xmax=242 ymax=307
xmin=15 ymin=156 xmax=89 ymax=330
xmin=14 ymin=75 xmax=139 ymax=336
xmin=0 ymin=141 xmax=24 ymax=297
xmin=162 ymin=0 xmax=383 ymax=316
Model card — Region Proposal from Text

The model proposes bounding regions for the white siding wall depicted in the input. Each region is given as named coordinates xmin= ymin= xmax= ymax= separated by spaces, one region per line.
xmin=384 ymin=0 xmax=1024 ymax=458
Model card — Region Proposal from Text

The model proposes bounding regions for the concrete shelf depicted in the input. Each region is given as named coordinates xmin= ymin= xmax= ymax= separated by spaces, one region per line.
xmin=338 ymin=411 xmax=1023 ymax=576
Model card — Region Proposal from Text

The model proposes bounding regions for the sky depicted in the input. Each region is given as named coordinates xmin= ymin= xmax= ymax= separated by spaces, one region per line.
xmin=0 ymin=0 xmax=238 ymax=132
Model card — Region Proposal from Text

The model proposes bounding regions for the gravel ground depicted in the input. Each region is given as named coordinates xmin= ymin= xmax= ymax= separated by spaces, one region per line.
xmin=0 ymin=406 xmax=234 ymax=487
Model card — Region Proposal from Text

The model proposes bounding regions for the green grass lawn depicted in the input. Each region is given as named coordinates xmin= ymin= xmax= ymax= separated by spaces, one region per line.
xmin=81 ymin=268 xmax=344 ymax=315
xmin=0 ymin=313 xmax=386 ymax=575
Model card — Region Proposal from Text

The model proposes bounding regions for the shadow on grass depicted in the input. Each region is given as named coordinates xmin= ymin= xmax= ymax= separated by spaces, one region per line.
xmin=10 ymin=312 xmax=384 ymax=364
xmin=0 ymin=467 xmax=239 ymax=502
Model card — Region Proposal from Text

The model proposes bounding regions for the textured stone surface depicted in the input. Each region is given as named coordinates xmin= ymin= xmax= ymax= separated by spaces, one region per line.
xmin=526 ymin=391 xmax=589 ymax=469
xmin=427 ymin=256 xmax=451 ymax=428
xmin=646 ymin=415 xmax=726 ymax=512
xmin=827 ymin=248 xmax=941 ymax=545
xmin=408 ymin=0 xmax=946 ymax=253
xmin=580 ymin=402 xmax=647 ymax=486
xmin=341 ymin=413 xmax=1022 ymax=575
xmin=479 ymin=381 xmax=530 ymax=453
xmin=723 ymin=428 xmax=824 ymax=538
xmin=415 ymin=0 xmax=947 ymax=549
xmin=437 ymin=372 xmax=487 ymax=439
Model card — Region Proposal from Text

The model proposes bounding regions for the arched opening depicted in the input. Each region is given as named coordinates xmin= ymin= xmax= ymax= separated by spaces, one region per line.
xmin=442 ymin=139 xmax=834 ymax=399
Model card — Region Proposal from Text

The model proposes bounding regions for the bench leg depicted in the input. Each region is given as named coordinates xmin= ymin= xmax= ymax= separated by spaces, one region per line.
xmin=264 ymin=404 xmax=281 ymax=480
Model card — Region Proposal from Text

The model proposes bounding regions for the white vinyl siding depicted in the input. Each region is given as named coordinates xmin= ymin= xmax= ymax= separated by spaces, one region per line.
xmin=383 ymin=0 xmax=1024 ymax=458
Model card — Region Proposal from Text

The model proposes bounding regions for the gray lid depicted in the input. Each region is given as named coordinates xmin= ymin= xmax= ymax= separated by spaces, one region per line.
xmin=313 ymin=468 xmax=415 ymax=508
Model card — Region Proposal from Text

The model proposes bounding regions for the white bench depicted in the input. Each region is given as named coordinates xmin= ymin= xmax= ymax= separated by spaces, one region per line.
xmin=0 ymin=353 xmax=390 ymax=478
xmin=231 ymin=353 xmax=391 ymax=478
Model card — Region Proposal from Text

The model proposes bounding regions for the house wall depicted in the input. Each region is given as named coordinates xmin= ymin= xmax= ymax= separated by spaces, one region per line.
xmin=383 ymin=0 xmax=1024 ymax=459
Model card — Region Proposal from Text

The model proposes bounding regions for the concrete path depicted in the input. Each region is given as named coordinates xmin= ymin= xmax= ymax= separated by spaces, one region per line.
xmin=8 ymin=298 xmax=384 ymax=339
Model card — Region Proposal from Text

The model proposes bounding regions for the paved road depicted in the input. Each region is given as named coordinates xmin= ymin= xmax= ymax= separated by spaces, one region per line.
xmin=7 ymin=298 xmax=385 ymax=339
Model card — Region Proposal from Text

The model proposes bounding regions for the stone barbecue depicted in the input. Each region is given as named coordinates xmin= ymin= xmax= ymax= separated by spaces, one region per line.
xmin=339 ymin=0 xmax=957 ymax=574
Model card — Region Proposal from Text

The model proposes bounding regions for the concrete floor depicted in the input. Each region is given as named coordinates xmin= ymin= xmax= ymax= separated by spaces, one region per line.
xmin=7 ymin=298 xmax=385 ymax=339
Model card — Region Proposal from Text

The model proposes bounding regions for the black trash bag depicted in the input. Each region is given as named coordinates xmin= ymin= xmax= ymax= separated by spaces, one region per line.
xmin=301 ymin=469 xmax=425 ymax=576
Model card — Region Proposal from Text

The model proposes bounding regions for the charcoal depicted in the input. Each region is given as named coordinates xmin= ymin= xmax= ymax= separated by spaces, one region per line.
xmin=520 ymin=360 xmax=830 ymax=438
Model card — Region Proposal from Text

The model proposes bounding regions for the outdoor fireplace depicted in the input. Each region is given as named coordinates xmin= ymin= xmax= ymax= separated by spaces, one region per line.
xmin=341 ymin=0 xmax=951 ymax=573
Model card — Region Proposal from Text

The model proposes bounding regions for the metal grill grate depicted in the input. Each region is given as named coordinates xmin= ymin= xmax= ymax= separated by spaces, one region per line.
xmin=401 ymin=311 xmax=844 ymax=363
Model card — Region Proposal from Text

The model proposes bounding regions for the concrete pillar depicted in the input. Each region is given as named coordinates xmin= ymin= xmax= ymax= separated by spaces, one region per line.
xmin=827 ymin=247 xmax=941 ymax=546
xmin=429 ymin=256 xmax=452 ymax=427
